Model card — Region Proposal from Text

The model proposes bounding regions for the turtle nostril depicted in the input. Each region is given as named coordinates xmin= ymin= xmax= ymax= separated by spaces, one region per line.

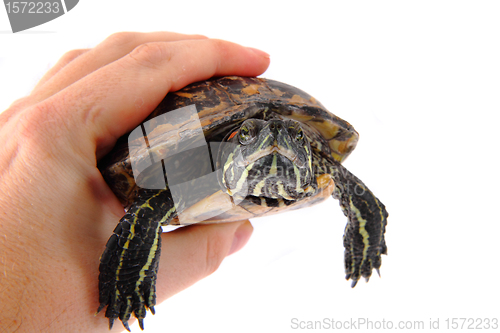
xmin=270 ymin=122 xmax=283 ymax=131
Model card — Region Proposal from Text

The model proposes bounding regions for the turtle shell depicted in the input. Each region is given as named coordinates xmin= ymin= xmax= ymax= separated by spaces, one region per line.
xmin=99 ymin=76 xmax=359 ymax=224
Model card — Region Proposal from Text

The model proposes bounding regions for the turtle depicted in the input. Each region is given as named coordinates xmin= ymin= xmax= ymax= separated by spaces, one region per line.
xmin=97 ymin=76 xmax=388 ymax=331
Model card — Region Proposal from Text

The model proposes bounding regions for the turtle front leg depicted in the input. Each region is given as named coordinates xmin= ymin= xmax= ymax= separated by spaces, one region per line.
xmin=328 ymin=162 xmax=388 ymax=287
xmin=97 ymin=189 xmax=177 ymax=331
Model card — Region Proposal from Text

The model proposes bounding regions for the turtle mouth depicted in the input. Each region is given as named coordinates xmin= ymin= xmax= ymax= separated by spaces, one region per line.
xmin=234 ymin=143 xmax=306 ymax=168
xmin=240 ymin=151 xmax=312 ymax=200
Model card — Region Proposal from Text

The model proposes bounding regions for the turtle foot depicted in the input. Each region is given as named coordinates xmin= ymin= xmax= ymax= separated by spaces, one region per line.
xmin=97 ymin=272 xmax=157 ymax=331
xmin=331 ymin=162 xmax=388 ymax=288
xmin=97 ymin=210 xmax=163 ymax=331
xmin=343 ymin=208 xmax=388 ymax=287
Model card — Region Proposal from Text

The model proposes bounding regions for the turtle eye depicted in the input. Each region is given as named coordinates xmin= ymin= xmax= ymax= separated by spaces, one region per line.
xmin=287 ymin=120 xmax=305 ymax=142
xmin=295 ymin=128 xmax=304 ymax=141
xmin=239 ymin=124 xmax=254 ymax=145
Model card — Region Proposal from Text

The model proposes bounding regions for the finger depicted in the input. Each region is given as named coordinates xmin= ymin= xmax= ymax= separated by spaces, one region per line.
xmin=33 ymin=48 xmax=90 ymax=91
xmin=157 ymin=220 xmax=253 ymax=299
xmin=1 ymin=32 xmax=208 ymax=129
xmin=33 ymin=38 xmax=270 ymax=161
xmin=29 ymin=31 xmax=208 ymax=105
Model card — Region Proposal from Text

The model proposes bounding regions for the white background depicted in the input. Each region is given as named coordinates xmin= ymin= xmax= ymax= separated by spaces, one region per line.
xmin=1 ymin=1 xmax=499 ymax=332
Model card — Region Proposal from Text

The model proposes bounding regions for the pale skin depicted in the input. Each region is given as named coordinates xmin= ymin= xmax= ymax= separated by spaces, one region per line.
xmin=0 ymin=32 xmax=270 ymax=332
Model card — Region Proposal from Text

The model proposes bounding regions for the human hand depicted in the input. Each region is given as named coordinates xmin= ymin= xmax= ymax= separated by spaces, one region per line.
xmin=0 ymin=31 xmax=269 ymax=332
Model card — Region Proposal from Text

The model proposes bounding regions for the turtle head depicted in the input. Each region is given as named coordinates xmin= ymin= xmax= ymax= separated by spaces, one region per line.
xmin=219 ymin=118 xmax=314 ymax=200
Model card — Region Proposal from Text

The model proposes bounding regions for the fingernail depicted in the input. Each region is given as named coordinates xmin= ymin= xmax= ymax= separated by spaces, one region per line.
xmin=247 ymin=47 xmax=270 ymax=59
xmin=228 ymin=220 xmax=253 ymax=256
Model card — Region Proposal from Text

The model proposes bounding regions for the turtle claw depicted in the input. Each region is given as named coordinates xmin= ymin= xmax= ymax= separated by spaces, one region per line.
xmin=138 ymin=319 xmax=145 ymax=331
xmin=375 ymin=268 xmax=381 ymax=277
xmin=123 ymin=321 xmax=131 ymax=332
xmin=108 ymin=318 xmax=114 ymax=330
xmin=346 ymin=273 xmax=359 ymax=288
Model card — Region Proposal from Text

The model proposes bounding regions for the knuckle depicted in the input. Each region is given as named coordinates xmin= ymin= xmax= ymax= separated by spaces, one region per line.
xmin=103 ymin=31 xmax=138 ymax=48
xmin=16 ymin=101 xmax=64 ymax=140
xmin=190 ymin=34 xmax=209 ymax=40
xmin=208 ymin=38 xmax=228 ymax=55
xmin=205 ymin=39 xmax=231 ymax=71
xmin=127 ymin=42 xmax=171 ymax=69
xmin=7 ymin=96 xmax=30 ymax=112
xmin=60 ymin=49 xmax=87 ymax=64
